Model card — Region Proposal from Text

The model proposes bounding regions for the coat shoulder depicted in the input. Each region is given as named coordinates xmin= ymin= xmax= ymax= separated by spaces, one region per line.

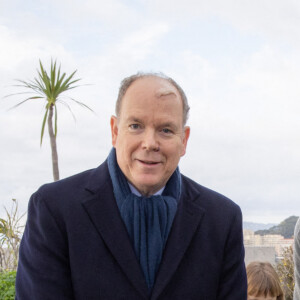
xmin=32 ymin=161 xmax=110 ymax=210
xmin=181 ymin=174 xmax=241 ymax=215
xmin=41 ymin=160 xmax=108 ymax=190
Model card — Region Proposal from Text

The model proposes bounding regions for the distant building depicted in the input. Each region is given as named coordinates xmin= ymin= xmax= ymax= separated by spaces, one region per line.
xmin=245 ymin=246 xmax=276 ymax=266
xmin=243 ymin=230 xmax=294 ymax=265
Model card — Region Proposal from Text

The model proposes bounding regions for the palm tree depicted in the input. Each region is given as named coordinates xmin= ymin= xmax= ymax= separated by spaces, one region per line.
xmin=7 ymin=59 xmax=93 ymax=181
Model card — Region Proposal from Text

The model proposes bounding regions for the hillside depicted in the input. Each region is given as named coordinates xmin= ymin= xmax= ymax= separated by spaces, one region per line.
xmin=243 ymin=222 xmax=276 ymax=232
xmin=255 ymin=216 xmax=299 ymax=238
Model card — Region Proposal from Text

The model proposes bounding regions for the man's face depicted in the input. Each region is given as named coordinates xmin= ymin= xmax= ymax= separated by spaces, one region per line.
xmin=111 ymin=76 xmax=190 ymax=196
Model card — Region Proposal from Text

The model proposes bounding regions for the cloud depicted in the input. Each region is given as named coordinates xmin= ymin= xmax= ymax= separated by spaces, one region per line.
xmin=160 ymin=45 xmax=300 ymax=223
xmin=235 ymin=45 xmax=300 ymax=137
xmin=145 ymin=0 xmax=300 ymax=47
xmin=1 ymin=0 xmax=299 ymax=224
xmin=0 ymin=18 xmax=172 ymax=214
xmin=0 ymin=25 xmax=76 ymax=84
xmin=115 ymin=23 xmax=170 ymax=61
xmin=62 ymin=0 xmax=138 ymax=24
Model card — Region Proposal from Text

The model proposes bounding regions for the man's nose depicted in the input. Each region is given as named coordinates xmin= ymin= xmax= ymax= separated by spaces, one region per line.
xmin=141 ymin=130 xmax=160 ymax=151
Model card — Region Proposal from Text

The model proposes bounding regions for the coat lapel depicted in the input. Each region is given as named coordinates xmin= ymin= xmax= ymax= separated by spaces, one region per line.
xmin=81 ymin=162 xmax=148 ymax=299
xmin=80 ymin=162 xmax=205 ymax=300
xmin=150 ymin=192 xmax=206 ymax=300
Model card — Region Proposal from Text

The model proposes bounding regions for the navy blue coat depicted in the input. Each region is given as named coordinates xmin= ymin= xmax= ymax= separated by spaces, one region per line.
xmin=16 ymin=161 xmax=247 ymax=299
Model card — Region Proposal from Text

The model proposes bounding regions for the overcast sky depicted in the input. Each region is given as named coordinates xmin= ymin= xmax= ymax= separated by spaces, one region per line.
xmin=0 ymin=0 xmax=299 ymax=224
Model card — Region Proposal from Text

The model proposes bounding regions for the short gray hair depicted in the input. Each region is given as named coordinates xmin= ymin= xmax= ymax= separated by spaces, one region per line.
xmin=116 ymin=72 xmax=190 ymax=125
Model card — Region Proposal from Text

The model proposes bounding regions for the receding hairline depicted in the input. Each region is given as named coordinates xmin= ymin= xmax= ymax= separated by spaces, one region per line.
xmin=155 ymin=85 xmax=180 ymax=99
xmin=115 ymin=72 xmax=190 ymax=126
xmin=119 ymin=74 xmax=181 ymax=105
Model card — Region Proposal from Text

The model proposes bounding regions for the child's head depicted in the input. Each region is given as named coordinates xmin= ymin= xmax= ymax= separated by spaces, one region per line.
xmin=246 ymin=261 xmax=284 ymax=300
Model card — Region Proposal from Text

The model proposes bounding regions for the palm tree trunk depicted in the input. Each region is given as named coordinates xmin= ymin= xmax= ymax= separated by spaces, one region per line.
xmin=48 ymin=104 xmax=60 ymax=181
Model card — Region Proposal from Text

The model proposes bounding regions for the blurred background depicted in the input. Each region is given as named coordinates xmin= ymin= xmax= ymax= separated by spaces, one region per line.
xmin=0 ymin=0 xmax=299 ymax=225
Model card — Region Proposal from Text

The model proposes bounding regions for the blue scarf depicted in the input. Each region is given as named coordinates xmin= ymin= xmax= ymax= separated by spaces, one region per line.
xmin=107 ymin=148 xmax=181 ymax=291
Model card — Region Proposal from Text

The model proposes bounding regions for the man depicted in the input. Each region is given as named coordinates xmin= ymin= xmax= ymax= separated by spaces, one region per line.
xmin=16 ymin=73 xmax=247 ymax=299
xmin=294 ymin=217 xmax=300 ymax=300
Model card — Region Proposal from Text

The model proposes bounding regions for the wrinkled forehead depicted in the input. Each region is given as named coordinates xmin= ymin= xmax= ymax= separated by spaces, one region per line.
xmin=155 ymin=87 xmax=178 ymax=98
xmin=126 ymin=76 xmax=181 ymax=102
xmin=116 ymin=76 xmax=184 ymax=127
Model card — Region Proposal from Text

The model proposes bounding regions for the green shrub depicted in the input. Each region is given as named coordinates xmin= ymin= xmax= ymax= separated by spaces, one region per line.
xmin=0 ymin=270 xmax=16 ymax=300
xmin=275 ymin=246 xmax=294 ymax=300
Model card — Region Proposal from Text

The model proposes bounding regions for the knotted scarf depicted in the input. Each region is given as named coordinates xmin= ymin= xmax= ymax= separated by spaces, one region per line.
xmin=107 ymin=148 xmax=181 ymax=291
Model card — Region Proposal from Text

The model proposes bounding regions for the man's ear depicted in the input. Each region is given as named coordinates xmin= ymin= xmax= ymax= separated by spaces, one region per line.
xmin=181 ymin=126 xmax=190 ymax=157
xmin=110 ymin=115 xmax=118 ymax=147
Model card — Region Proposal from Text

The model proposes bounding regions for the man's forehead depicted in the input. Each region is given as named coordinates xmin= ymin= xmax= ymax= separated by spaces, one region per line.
xmin=118 ymin=76 xmax=183 ymax=121
xmin=130 ymin=76 xmax=179 ymax=95
xmin=155 ymin=87 xmax=178 ymax=99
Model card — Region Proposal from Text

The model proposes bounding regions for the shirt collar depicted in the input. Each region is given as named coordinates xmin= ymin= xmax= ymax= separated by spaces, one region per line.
xmin=128 ymin=182 xmax=165 ymax=197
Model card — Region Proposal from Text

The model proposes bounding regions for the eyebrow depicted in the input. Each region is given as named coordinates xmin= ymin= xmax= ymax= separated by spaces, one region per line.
xmin=159 ymin=122 xmax=178 ymax=129
xmin=125 ymin=117 xmax=179 ymax=130
xmin=125 ymin=117 xmax=143 ymax=123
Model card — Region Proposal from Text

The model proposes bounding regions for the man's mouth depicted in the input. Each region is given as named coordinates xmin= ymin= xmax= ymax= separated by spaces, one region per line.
xmin=138 ymin=159 xmax=160 ymax=165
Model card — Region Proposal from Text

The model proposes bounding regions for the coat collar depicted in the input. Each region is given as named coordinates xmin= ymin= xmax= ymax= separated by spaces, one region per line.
xmin=82 ymin=161 xmax=149 ymax=299
xmin=82 ymin=161 xmax=206 ymax=300
xmin=150 ymin=178 xmax=206 ymax=300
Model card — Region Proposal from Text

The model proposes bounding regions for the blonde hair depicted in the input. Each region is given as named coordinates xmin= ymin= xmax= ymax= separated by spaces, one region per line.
xmin=246 ymin=261 xmax=284 ymax=300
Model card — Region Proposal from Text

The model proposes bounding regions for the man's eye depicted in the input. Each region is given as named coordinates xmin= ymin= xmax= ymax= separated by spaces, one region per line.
xmin=129 ymin=124 xmax=140 ymax=130
xmin=162 ymin=128 xmax=172 ymax=134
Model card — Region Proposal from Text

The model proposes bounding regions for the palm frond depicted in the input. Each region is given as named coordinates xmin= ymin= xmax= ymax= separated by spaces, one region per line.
xmin=3 ymin=91 xmax=39 ymax=99
xmin=54 ymin=72 xmax=66 ymax=97
xmin=40 ymin=106 xmax=49 ymax=146
xmin=57 ymin=100 xmax=76 ymax=122
xmin=56 ymin=71 xmax=81 ymax=96
xmin=8 ymin=96 xmax=43 ymax=111
xmin=6 ymin=58 xmax=93 ymax=147
xmin=67 ymin=97 xmax=94 ymax=112
xmin=54 ymin=104 xmax=58 ymax=137
xmin=32 ymin=77 xmax=46 ymax=94
xmin=50 ymin=59 xmax=57 ymax=92
xmin=39 ymin=61 xmax=52 ymax=98
xmin=15 ymin=79 xmax=44 ymax=94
